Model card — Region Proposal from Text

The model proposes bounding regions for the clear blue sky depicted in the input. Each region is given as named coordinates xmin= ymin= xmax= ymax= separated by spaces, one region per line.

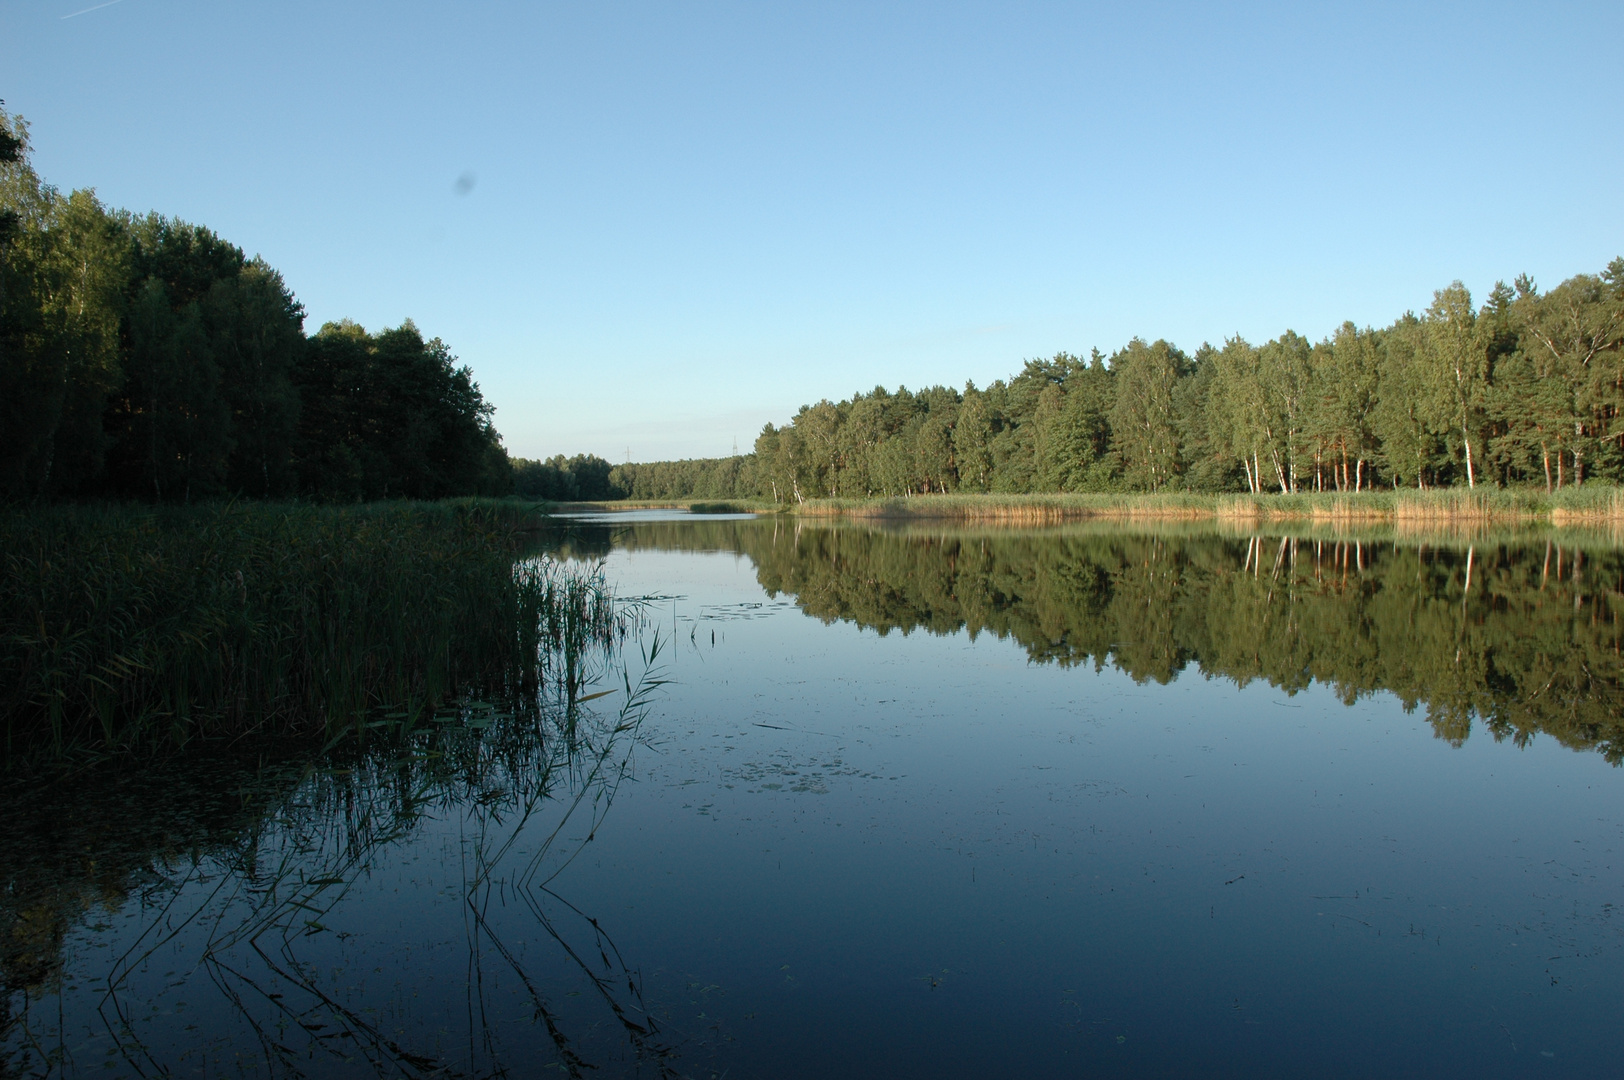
xmin=7 ymin=1 xmax=1621 ymax=461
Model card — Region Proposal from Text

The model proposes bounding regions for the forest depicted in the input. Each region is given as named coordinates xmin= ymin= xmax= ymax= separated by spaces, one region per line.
xmin=0 ymin=108 xmax=510 ymax=502
xmin=10 ymin=99 xmax=1623 ymax=508
xmin=511 ymin=453 xmax=621 ymax=501
xmin=619 ymin=264 xmax=1624 ymax=503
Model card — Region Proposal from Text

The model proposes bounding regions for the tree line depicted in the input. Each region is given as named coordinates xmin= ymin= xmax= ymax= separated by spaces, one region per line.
xmin=511 ymin=454 xmax=620 ymax=501
xmin=16 ymin=96 xmax=1618 ymax=507
xmin=0 ymin=108 xmax=510 ymax=501
xmin=511 ymin=453 xmax=755 ymax=502
xmin=615 ymin=260 xmax=1624 ymax=502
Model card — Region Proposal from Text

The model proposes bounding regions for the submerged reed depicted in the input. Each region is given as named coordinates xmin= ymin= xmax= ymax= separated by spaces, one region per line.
xmin=0 ymin=500 xmax=620 ymax=765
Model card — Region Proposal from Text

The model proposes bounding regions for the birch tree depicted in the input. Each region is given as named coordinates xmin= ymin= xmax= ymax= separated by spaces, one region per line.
xmin=1108 ymin=339 xmax=1188 ymax=490
xmin=1418 ymin=283 xmax=1486 ymax=487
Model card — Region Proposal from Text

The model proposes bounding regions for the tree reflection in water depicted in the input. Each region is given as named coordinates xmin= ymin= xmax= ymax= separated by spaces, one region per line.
xmin=555 ymin=516 xmax=1624 ymax=763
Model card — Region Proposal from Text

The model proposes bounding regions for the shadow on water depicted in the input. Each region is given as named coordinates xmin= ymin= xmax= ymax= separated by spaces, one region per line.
xmin=541 ymin=514 xmax=1624 ymax=763
xmin=1 ymin=576 xmax=684 ymax=1078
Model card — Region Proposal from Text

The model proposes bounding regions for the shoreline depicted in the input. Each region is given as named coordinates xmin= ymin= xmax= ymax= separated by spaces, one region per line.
xmin=553 ymin=489 xmax=1624 ymax=527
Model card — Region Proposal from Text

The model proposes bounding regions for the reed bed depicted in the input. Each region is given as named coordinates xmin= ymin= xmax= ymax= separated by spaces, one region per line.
xmin=549 ymin=498 xmax=775 ymax=513
xmin=786 ymin=486 xmax=1624 ymax=526
xmin=0 ymin=500 xmax=621 ymax=766
xmin=687 ymin=500 xmax=762 ymax=514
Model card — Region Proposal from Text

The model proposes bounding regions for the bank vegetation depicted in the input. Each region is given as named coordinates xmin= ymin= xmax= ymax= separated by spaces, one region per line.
xmin=0 ymin=501 xmax=622 ymax=769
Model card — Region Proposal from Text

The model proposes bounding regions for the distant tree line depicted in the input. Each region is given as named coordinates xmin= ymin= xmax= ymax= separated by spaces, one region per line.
xmin=751 ymin=264 xmax=1624 ymax=500
xmin=509 ymin=453 xmax=755 ymax=502
xmin=609 ymin=455 xmax=755 ymax=500
xmin=0 ymin=108 xmax=510 ymax=501
xmin=614 ymin=261 xmax=1624 ymax=502
xmin=512 ymin=454 xmax=620 ymax=501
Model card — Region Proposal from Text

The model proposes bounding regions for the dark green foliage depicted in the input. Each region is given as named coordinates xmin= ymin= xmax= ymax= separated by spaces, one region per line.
xmin=0 ymin=106 xmax=510 ymax=503
xmin=513 ymin=453 xmax=623 ymax=501
xmin=606 ymin=455 xmax=757 ymax=500
xmin=0 ymin=116 xmax=130 ymax=499
xmin=294 ymin=320 xmax=511 ymax=500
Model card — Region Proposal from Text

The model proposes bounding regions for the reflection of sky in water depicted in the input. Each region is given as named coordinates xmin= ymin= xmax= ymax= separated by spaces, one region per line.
xmin=578 ymin=540 xmax=1624 ymax=1077
xmin=9 ymin=528 xmax=1624 ymax=1078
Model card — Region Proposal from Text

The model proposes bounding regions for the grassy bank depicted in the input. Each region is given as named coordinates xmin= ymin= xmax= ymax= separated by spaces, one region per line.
xmin=0 ymin=500 xmax=619 ymax=767
xmin=781 ymin=487 xmax=1624 ymax=525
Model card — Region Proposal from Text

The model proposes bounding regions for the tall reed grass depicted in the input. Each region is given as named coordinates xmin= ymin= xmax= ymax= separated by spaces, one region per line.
xmin=788 ymin=486 xmax=1624 ymax=526
xmin=0 ymin=501 xmax=621 ymax=765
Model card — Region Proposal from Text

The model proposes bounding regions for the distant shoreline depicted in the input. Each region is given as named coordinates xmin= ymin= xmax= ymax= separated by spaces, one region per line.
xmin=551 ymin=488 xmax=1624 ymax=527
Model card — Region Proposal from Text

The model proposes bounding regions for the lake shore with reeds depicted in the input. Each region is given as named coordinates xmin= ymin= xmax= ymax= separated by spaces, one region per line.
xmin=766 ymin=488 xmax=1624 ymax=526
xmin=551 ymin=488 xmax=1624 ymax=527
xmin=0 ymin=499 xmax=622 ymax=771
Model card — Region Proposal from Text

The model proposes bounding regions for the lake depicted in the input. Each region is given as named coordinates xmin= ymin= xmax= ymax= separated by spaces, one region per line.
xmin=4 ymin=511 xmax=1622 ymax=1078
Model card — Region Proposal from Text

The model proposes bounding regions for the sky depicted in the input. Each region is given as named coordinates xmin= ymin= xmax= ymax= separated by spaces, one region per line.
xmin=5 ymin=1 xmax=1622 ymax=462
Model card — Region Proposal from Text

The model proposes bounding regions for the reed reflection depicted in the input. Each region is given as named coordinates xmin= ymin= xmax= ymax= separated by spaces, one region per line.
xmin=1 ymin=577 xmax=679 ymax=1078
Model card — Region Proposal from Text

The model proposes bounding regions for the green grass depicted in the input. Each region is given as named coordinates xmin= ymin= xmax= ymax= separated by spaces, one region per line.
xmin=0 ymin=499 xmax=622 ymax=767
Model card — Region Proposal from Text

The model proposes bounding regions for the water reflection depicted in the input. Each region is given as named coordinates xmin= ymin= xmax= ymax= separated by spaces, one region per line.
xmin=10 ymin=517 xmax=1624 ymax=1077
xmin=1 ymin=603 xmax=674 ymax=1077
xmin=546 ymin=517 xmax=1624 ymax=763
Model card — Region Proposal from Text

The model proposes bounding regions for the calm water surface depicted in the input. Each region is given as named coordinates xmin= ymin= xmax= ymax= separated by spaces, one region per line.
xmin=5 ymin=513 xmax=1622 ymax=1078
